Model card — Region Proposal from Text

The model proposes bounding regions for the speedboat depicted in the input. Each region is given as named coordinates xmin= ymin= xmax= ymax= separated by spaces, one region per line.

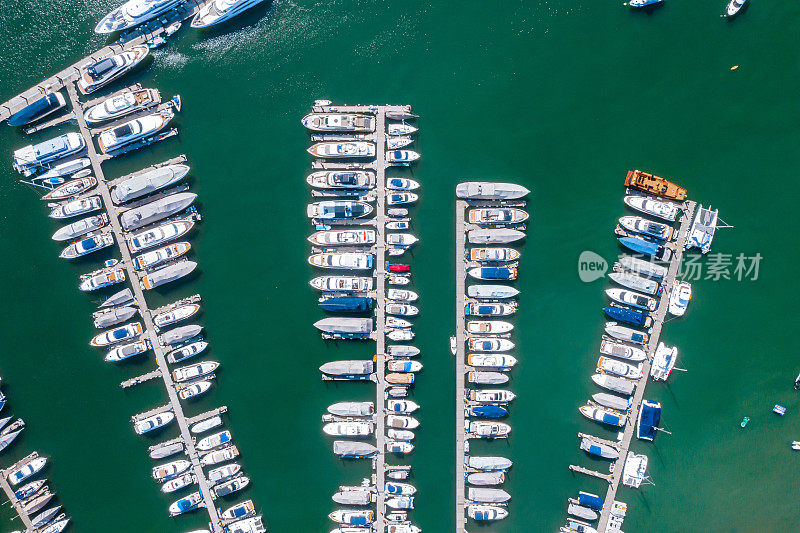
xmin=387 ymin=123 xmax=417 ymax=136
xmin=308 ymin=229 xmax=376 ymax=246
xmin=592 ymin=372 xmax=636 ymax=395
xmin=162 ymin=473 xmax=195 ymax=493
xmin=308 ymin=252 xmax=374 ymax=270
xmin=172 ymin=361 xmax=219 ymax=383
xmin=90 ymin=322 xmax=143 ymax=347
xmin=127 ymin=220 xmax=194 ymax=252
xmin=59 ymin=232 xmax=114 ymax=259
xmin=191 ymin=0 xmax=268 ymax=28
xmin=197 ymin=430 xmax=232 ymax=452
xmin=627 ymin=0 xmax=664 ymax=6
xmin=597 ymin=356 xmax=643 ymax=379
xmin=307 ymin=200 xmax=373 ymax=219
xmin=134 ymin=241 xmax=191 ymax=270
xmin=580 ymin=437 xmax=620 ymax=460
xmin=669 ymin=280 xmax=692 ymax=316
xmin=470 ymin=247 xmax=520 ymax=262
xmin=468 ymin=389 xmax=516 ymax=403
xmin=41 ymin=176 xmax=97 ymax=201
xmin=387 ymin=360 xmax=422 ymax=372
xmin=49 ymin=195 xmax=103 ymax=219
xmin=7 ymin=93 xmax=66 ymax=127
xmin=327 ymin=402 xmax=374 ymax=417
xmin=725 ymin=0 xmax=746 ymax=17
xmin=308 ymin=142 xmax=375 ymax=158
xmin=221 ymin=500 xmax=256 ymax=521
xmin=111 ymin=163 xmax=190 ymax=204
xmin=387 ymin=289 xmax=418 ymax=301
xmin=604 ymin=306 xmax=653 ymax=328
xmin=191 ymin=415 xmax=223 ymax=434
xmin=95 ymin=0 xmax=182 ymax=33
xmin=387 ymin=135 xmax=413 ymax=149
xmin=207 ymin=463 xmax=241 ymax=483
xmin=306 ymin=170 xmax=375 ymax=189
xmin=600 ymin=339 xmax=646 ymax=362
xmin=605 ymin=322 xmax=649 ymax=345
xmin=386 ymin=302 xmax=418 ymax=316
xmin=134 ymin=412 xmax=175 ymax=434
xmin=623 ymin=195 xmax=679 ymax=222
xmin=309 ymin=276 xmax=373 ymax=292
xmin=104 ymin=339 xmax=150 ymax=362
xmin=467 ymin=267 xmax=518 ymax=281
xmin=152 ymin=459 xmax=191 ymax=482
xmin=329 ymin=509 xmax=374 ymax=525
xmin=168 ymin=491 xmax=203 ymax=516
xmin=166 ymin=341 xmax=208 ymax=364
xmin=97 ymin=110 xmax=173 ymax=154
xmin=467 ymin=354 xmax=517 ymax=369
xmin=13 ymin=133 xmax=85 ymax=175
xmin=7 ymin=458 xmax=47 ymax=486
xmin=79 ymin=264 xmax=126 ymax=291
xmin=386 ymin=415 xmax=419 ymax=429
xmin=579 ymin=404 xmax=626 ymax=427
xmin=178 ymin=380 xmax=212 ymax=400
xmin=77 ymin=45 xmax=150 ymax=94
xmin=201 ymin=445 xmax=239 ymax=466
xmin=322 ymin=421 xmax=374 ymax=437
xmin=618 ymin=236 xmax=673 ymax=261
xmin=387 ymin=400 xmax=420 ymax=413
xmin=387 ymin=192 xmax=418 ymax=205
xmin=385 ymin=150 xmax=420 ymax=164
xmin=467 ymin=338 xmax=514 ymax=352
xmin=84 ymin=88 xmax=161 ymax=125
xmin=213 ymin=475 xmax=250 ymax=497
xmin=469 ymin=421 xmax=511 ymax=439
xmin=605 ymin=288 xmax=657 ymax=311
xmin=386 ymin=177 xmax=420 ymax=190
xmin=301 ymin=113 xmax=375 ymax=132
xmin=619 ymin=216 xmax=673 ymax=241
xmin=468 ymin=505 xmax=508 ymax=521
xmin=153 ymin=303 xmax=200 ymax=329
xmin=608 ymin=271 xmax=660 ymax=295
xmin=468 ymin=208 xmax=528 ymax=225
xmin=466 ymin=302 xmax=517 ymax=316
xmin=467 ymin=320 xmax=514 ymax=335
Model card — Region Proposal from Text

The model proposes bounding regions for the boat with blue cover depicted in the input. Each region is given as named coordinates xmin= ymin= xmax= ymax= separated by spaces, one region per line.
xmin=579 ymin=404 xmax=627 ymax=427
xmin=579 ymin=437 xmax=619 ymax=460
xmin=605 ymin=322 xmax=648 ymax=345
xmin=168 ymin=491 xmax=203 ymax=516
xmin=618 ymin=236 xmax=673 ymax=261
xmin=465 ymin=303 xmax=517 ymax=317
xmin=578 ymin=491 xmax=604 ymax=510
xmin=8 ymin=93 xmax=66 ymax=127
xmin=466 ymin=405 xmax=508 ymax=418
xmin=468 ymin=504 xmax=508 ymax=521
xmin=467 ymin=267 xmax=518 ymax=281
xmin=637 ymin=400 xmax=661 ymax=441
xmin=603 ymin=306 xmax=653 ymax=328
xmin=319 ymin=297 xmax=374 ymax=313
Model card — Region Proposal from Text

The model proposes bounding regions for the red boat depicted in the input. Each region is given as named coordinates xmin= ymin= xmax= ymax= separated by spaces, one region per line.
xmin=388 ymin=264 xmax=410 ymax=273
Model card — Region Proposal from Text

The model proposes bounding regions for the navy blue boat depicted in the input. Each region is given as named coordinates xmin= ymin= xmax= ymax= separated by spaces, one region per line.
xmin=319 ymin=297 xmax=374 ymax=313
xmin=8 ymin=93 xmax=66 ymax=127
xmin=466 ymin=405 xmax=508 ymax=418
xmin=578 ymin=491 xmax=604 ymax=510
xmin=637 ymin=400 xmax=661 ymax=441
xmin=603 ymin=306 xmax=652 ymax=328
xmin=618 ymin=236 xmax=672 ymax=261
xmin=468 ymin=266 xmax=517 ymax=281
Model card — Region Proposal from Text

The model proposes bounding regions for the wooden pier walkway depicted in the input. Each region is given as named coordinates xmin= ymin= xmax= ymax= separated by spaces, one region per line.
xmin=65 ymin=83 xmax=224 ymax=530
xmin=186 ymin=406 xmax=227 ymax=426
xmin=454 ymin=199 xmax=468 ymax=532
xmin=0 ymin=453 xmax=38 ymax=530
xmin=595 ymin=200 xmax=697 ymax=532
xmin=121 ymin=368 xmax=162 ymax=389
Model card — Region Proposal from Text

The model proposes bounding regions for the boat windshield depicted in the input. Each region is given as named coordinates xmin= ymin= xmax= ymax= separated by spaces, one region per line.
xmin=113 ymin=123 xmax=135 ymax=138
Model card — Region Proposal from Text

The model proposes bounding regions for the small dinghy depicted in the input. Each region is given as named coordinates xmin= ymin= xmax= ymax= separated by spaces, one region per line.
xmin=467 ymin=320 xmax=514 ymax=334
xmin=467 ymin=338 xmax=514 ymax=352
xmin=49 ymin=195 xmax=103 ymax=219
xmin=580 ymin=437 xmax=620 ymax=460
xmin=466 ymin=354 xmax=517 ymax=369
xmin=41 ymin=176 xmax=97 ymax=200
xmin=166 ymin=341 xmax=208 ymax=364
xmin=51 ymin=214 xmax=108 ymax=241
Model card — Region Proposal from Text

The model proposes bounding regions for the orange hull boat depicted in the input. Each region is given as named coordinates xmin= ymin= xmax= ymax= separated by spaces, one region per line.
xmin=624 ymin=170 xmax=687 ymax=201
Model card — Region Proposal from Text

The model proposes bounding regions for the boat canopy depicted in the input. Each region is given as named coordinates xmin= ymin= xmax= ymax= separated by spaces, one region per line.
xmin=637 ymin=400 xmax=662 ymax=441
xmin=468 ymin=487 xmax=511 ymax=503
xmin=578 ymin=491 xmax=604 ymax=510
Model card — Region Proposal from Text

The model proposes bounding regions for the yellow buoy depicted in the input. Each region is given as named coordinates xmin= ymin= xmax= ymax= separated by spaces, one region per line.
xmin=730 ymin=65 xmax=739 ymax=71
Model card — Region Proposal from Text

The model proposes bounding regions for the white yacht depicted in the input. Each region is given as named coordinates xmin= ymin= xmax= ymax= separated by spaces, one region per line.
xmin=308 ymin=141 xmax=375 ymax=159
xmin=301 ymin=113 xmax=375 ymax=132
xmin=84 ymin=88 xmax=160 ymax=126
xmin=191 ymin=0 xmax=267 ymax=28
xmin=725 ymin=0 xmax=746 ymax=17
xmin=97 ymin=110 xmax=174 ymax=154
xmin=308 ymin=252 xmax=374 ymax=270
xmin=127 ymin=220 xmax=195 ymax=252
xmin=77 ymin=45 xmax=150 ymax=94
xmin=96 ymin=0 xmax=183 ymax=33
xmin=12 ymin=133 xmax=85 ymax=175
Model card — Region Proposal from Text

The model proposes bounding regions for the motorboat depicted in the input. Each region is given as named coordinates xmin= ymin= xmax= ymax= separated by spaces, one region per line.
xmin=306 ymin=170 xmax=375 ymax=189
xmin=386 ymin=177 xmax=419 ymax=190
xmin=13 ymin=133 xmax=85 ymax=175
xmin=301 ymin=113 xmax=375 ymax=132
xmin=385 ymin=150 xmax=420 ymax=164
xmin=166 ymin=341 xmax=207 ymax=364
xmin=465 ymin=302 xmax=517 ymax=316
xmin=308 ymin=142 xmax=375 ymax=158
xmin=579 ymin=404 xmax=627 ymax=427
xmin=598 ymin=356 xmax=643 ymax=379
xmin=314 ymin=318 xmax=373 ymax=336
xmin=469 ymin=421 xmax=510 ymax=439
xmin=149 ymin=441 xmax=184 ymax=460
xmin=41 ymin=176 xmax=97 ymax=200
xmin=120 ymin=192 xmax=196 ymax=231
xmin=468 ymin=208 xmax=528 ymax=225
xmin=469 ymin=247 xmax=520 ymax=262
xmin=386 ymin=234 xmax=418 ymax=247
xmin=52 ymin=214 xmax=108 ymax=241
xmin=59 ymin=232 xmax=114 ymax=259
xmin=468 ymin=504 xmax=508 ymax=521
xmin=617 ymin=255 xmax=667 ymax=280
xmin=387 ymin=211 xmax=409 ymax=221
xmin=95 ymin=0 xmax=182 ymax=33
xmin=309 ymin=252 xmax=374 ymax=270
xmin=592 ymin=372 xmax=636 ymax=395
xmin=197 ymin=430 xmax=232 ymax=452
xmin=307 ymin=200 xmax=373 ymax=219
xmin=329 ymin=509 xmax=374 ymax=525
xmin=605 ymin=288 xmax=657 ymax=311
xmin=457 ymin=182 xmax=530 ymax=200
xmin=466 ymin=405 xmax=509 ymax=418
xmin=154 ymin=303 xmax=200 ymax=329
xmin=593 ymin=392 xmax=631 ymax=411
xmin=93 ymin=305 xmax=137 ymax=328
xmin=160 ymin=324 xmax=202 ymax=345
xmin=100 ymin=288 xmax=134 ymax=307
xmin=385 ymin=482 xmax=416 ymax=496
xmin=625 ymin=170 xmax=686 ymax=201
xmin=650 ymin=342 xmax=678 ymax=381
xmin=152 ymin=459 xmax=191 ymax=482
xmin=468 ymin=338 xmax=514 ymax=352
xmin=605 ymin=322 xmax=649 ymax=345
xmin=328 ymin=402 xmax=374 ymax=417
xmin=386 ymin=109 xmax=417 ymax=120
xmin=669 ymin=280 xmax=692 ymax=316
xmin=619 ymin=216 xmax=673 ymax=241
xmin=127 ymin=220 xmax=194 ymax=252
xmin=618 ymin=236 xmax=673 ymax=261
xmin=191 ymin=415 xmax=223 ymax=434
xmin=332 ymin=441 xmax=379 ymax=458
xmin=134 ymin=241 xmax=192 ymax=271
xmin=207 ymin=463 xmax=241 ymax=483
xmin=79 ymin=263 xmax=126 ymax=291
xmin=468 ymin=487 xmax=510 ymax=503
xmin=172 ymin=361 xmax=219 ymax=383
xmin=608 ymin=271 xmax=660 ymax=295
xmin=308 ymin=229 xmax=376 ymax=246
xmin=84 ymin=87 xmax=161 ymax=125
xmin=468 ymin=371 xmax=509 ymax=385
xmin=467 ymin=456 xmax=512 ymax=471
xmin=468 ymin=228 xmax=526 ymax=244
xmin=77 ymin=45 xmax=150 ymax=94
xmin=627 ymin=0 xmax=664 ymax=7
xmin=388 ymin=345 xmax=420 ymax=357
xmin=191 ymin=0 xmax=268 ymax=28
xmin=387 ymin=123 xmax=417 ymax=136
xmin=310 ymin=276 xmax=373 ymax=292
xmin=600 ymin=339 xmax=646 ymax=362
xmin=89 ymin=322 xmax=143 ymax=347
xmin=140 ymin=260 xmax=197 ymax=290
xmin=134 ymin=412 xmax=174 ymax=434
xmin=49 ymin=195 xmax=103 ymax=219
xmin=7 ymin=458 xmax=46 ymax=486
xmin=467 ymin=320 xmax=513 ymax=335
xmin=604 ymin=306 xmax=653 ymax=328
xmin=385 ymin=495 xmax=414 ymax=509
xmin=387 ymin=192 xmax=418 ymax=205
xmin=466 ymin=354 xmax=517 ymax=369
xmin=221 ymin=500 xmax=256 ymax=521
xmin=725 ymin=0 xmax=746 ymax=17
xmin=97 ymin=110 xmax=174 ymax=154
xmin=104 ymin=339 xmax=150 ymax=362
xmin=468 ymin=389 xmax=516 ymax=403
xmin=179 ymin=380 xmax=212 ymax=400
xmin=200 ymin=445 xmax=239 ymax=466
xmin=386 ymin=400 xmax=419 ymax=413
xmin=168 ymin=491 xmax=203 ymax=516
xmin=623 ymin=195 xmax=679 ymax=222
xmin=36 ymin=158 xmax=91 ymax=183
xmin=580 ymin=437 xmax=620 ymax=460
xmin=162 ymin=473 xmax=195 ymax=493
xmin=468 ymin=267 xmax=517 ymax=281
xmin=386 ymin=415 xmax=419 ymax=429
xmin=14 ymin=480 xmax=45 ymax=501
xmin=386 ymin=467 xmax=412 ymax=481
xmin=386 ymin=372 xmax=415 ymax=385
xmin=213 ymin=475 xmax=250 ymax=497
xmin=111 ymin=163 xmax=190 ymax=204
xmin=323 ymin=421 xmax=374 ymax=437
xmin=388 ymin=264 xmax=410 ymax=273
xmin=388 ymin=275 xmax=410 ymax=286
xmin=386 ymin=302 xmax=418 ymax=316
xmin=7 ymin=93 xmax=66 ymax=127
xmin=387 ymin=289 xmax=418 ymax=301
xmin=387 ymin=360 xmax=422 ymax=373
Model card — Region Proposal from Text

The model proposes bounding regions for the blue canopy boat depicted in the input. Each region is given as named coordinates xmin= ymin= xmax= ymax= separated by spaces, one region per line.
xmin=466 ymin=405 xmax=508 ymax=418
xmin=319 ymin=296 xmax=374 ymax=313
xmin=578 ymin=491 xmax=604 ymax=510
xmin=468 ymin=267 xmax=517 ymax=281
xmin=618 ymin=236 xmax=673 ymax=261
xmin=8 ymin=93 xmax=66 ymax=127
xmin=637 ymin=400 xmax=662 ymax=441
xmin=603 ymin=306 xmax=652 ymax=328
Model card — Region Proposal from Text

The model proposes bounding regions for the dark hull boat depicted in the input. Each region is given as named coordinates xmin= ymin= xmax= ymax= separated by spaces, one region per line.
xmin=8 ymin=93 xmax=66 ymax=127
xmin=618 ymin=236 xmax=673 ymax=261
xmin=637 ymin=400 xmax=662 ymax=441
xmin=319 ymin=296 xmax=374 ymax=313
xmin=466 ymin=405 xmax=508 ymax=418
xmin=603 ymin=306 xmax=653 ymax=328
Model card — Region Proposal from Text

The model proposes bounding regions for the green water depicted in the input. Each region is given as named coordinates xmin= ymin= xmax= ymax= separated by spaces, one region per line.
xmin=1 ymin=1 xmax=799 ymax=531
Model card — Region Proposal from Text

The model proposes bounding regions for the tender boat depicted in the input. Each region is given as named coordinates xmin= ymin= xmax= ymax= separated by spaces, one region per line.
xmin=7 ymin=93 xmax=66 ymax=127
xmin=608 ymin=271 xmax=660 ymax=295
xmin=467 ymin=354 xmax=517 ymax=369
xmin=49 ymin=195 xmax=103 ymax=219
xmin=134 ymin=412 xmax=174 ymax=434
xmin=619 ymin=215 xmax=673 ymax=241
xmin=41 ymin=176 xmax=97 ymax=200
xmin=191 ymin=0 xmax=268 ymax=28
xmin=624 ymin=170 xmax=686 ymax=201
xmin=468 ymin=208 xmax=528 ymax=225
xmin=598 ymin=356 xmax=643 ymax=379
xmin=154 ymin=303 xmax=200 ymax=329
xmin=605 ymin=288 xmax=657 ymax=311
xmin=93 ymin=305 xmax=137 ymax=328
xmin=469 ymin=247 xmax=520 ymax=262
xmin=191 ymin=415 xmax=222 ymax=434
xmin=213 ymin=475 xmax=250 ymax=497
xmin=306 ymin=170 xmax=375 ymax=189
xmin=172 ymin=361 xmax=219 ymax=383
xmin=152 ymin=459 xmax=191 ymax=482
xmin=309 ymin=252 xmax=374 ymax=270
xmin=52 ymin=214 xmax=108 ymax=241
xmin=467 ymin=320 xmax=514 ymax=334
xmin=308 ymin=142 xmax=375 ymax=158
xmin=618 ymin=255 xmax=667 ymax=280
xmin=79 ymin=263 xmax=126 ymax=291
xmin=309 ymin=276 xmax=373 ymax=292
xmin=308 ymin=229 xmax=376 ymax=246
xmin=104 ymin=339 xmax=150 ymax=362
xmin=387 ymin=360 xmax=422 ymax=373
xmin=623 ymin=195 xmax=679 ymax=222
xmin=196 ymin=430 xmax=231 ymax=452
xmin=201 ymin=445 xmax=239 ymax=466
xmin=134 ymin=242 xmax=192 ymax=271
xmin=600 ymin=339 xmax=646 ymax=362
xmin=111 ymin=163 xmax=190 ymax=204
xmin=604 ymin=322 xmax=649 ymax=345
xmin=385 ymin=150 xmax=420 ymax=164
xmin=59 ymin=232 xmax=114 ymax=259
xmin=332 ymin=441 xmax=379 ymax=458
xmin=97 ymin=110 xmax=174 ymax=154
xmin=301 ymin=113 xmax=375 ymax=132
xmin=465 ymin=302 xmax=517 ymax=316
xmin=162 ymin=473 xmax=195 ymax=493
xmin=725 ymin=0 xmax=746 ymax=17
xmin=322 ymin=421 xmax=374 ymax=437
xmin=95 ymin=0 xmax=182 ymax=33
xmin=468 ymin=389 xmax=516 ymax=403
xmin=166 ymin=341 xmax=208 ymax=364
xmin=467 ymin=267 xmax=517 ymax=281
xmin=468 ymin=504 xmax=508 ymax=521
xmin=467 ymin=338 xmax=514 ymax=352
xmin=140 ymin=260 xmax=197 ymax=290
xmin=592 ymin=372 xmax=636 ymax=395
xmin=580 ymin=437 xmax=620 ymax=460
xmin=179 ymin=380 xmax=212 ymax=400
xmin=469 ymin=421 xmax=511 ymax=439
xmin=604 ymin=306 xmax=653 ymax=328
xmin=168 ymin=491 xmax=203 ymax=516
xmin=618 ymin=236 xmax=673 ymax=261
xmin=77 ymin=45 xmax=150 ymax=94
xmin=307 ymin=200 xmax=373 ymax=219
xmin=468 ymin=228 xmax=526 ymax=244
xmin=668 ymin=280 xmax=692 ymax=316
xmin=89 ymin=322 xmax=143 ymax=347
xmin=387 ymin=289 xmax=418 ymax=301
xmin=468 ymin=371 xmax=509 ymax=385
xmin=13 ymin=133 xmax=85 ymax=175
xmin=579 ymin=404 xmax=627 ymax=427
xmin=386 ymin=177 xmax=420 ymax=190
xmin=84 ymin=87 xmax=161 ymax=125
xmin=650 ymin=342 xmax=678 ymax=381
xmin=387 ymin=192 xmax=418 ymax=205
xmin=127 ymin=220 xmax=194 ymax=252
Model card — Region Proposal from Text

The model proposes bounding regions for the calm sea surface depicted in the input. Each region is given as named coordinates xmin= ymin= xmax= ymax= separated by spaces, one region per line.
xmin=1 ymin=1 xmax=799 ymax=531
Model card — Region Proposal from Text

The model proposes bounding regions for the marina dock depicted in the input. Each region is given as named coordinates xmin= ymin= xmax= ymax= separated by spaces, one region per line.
xmin=454 ymin=200 xmax=468 ymax=533
xmin=0 ymin=453 xmax=38 ymax=530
